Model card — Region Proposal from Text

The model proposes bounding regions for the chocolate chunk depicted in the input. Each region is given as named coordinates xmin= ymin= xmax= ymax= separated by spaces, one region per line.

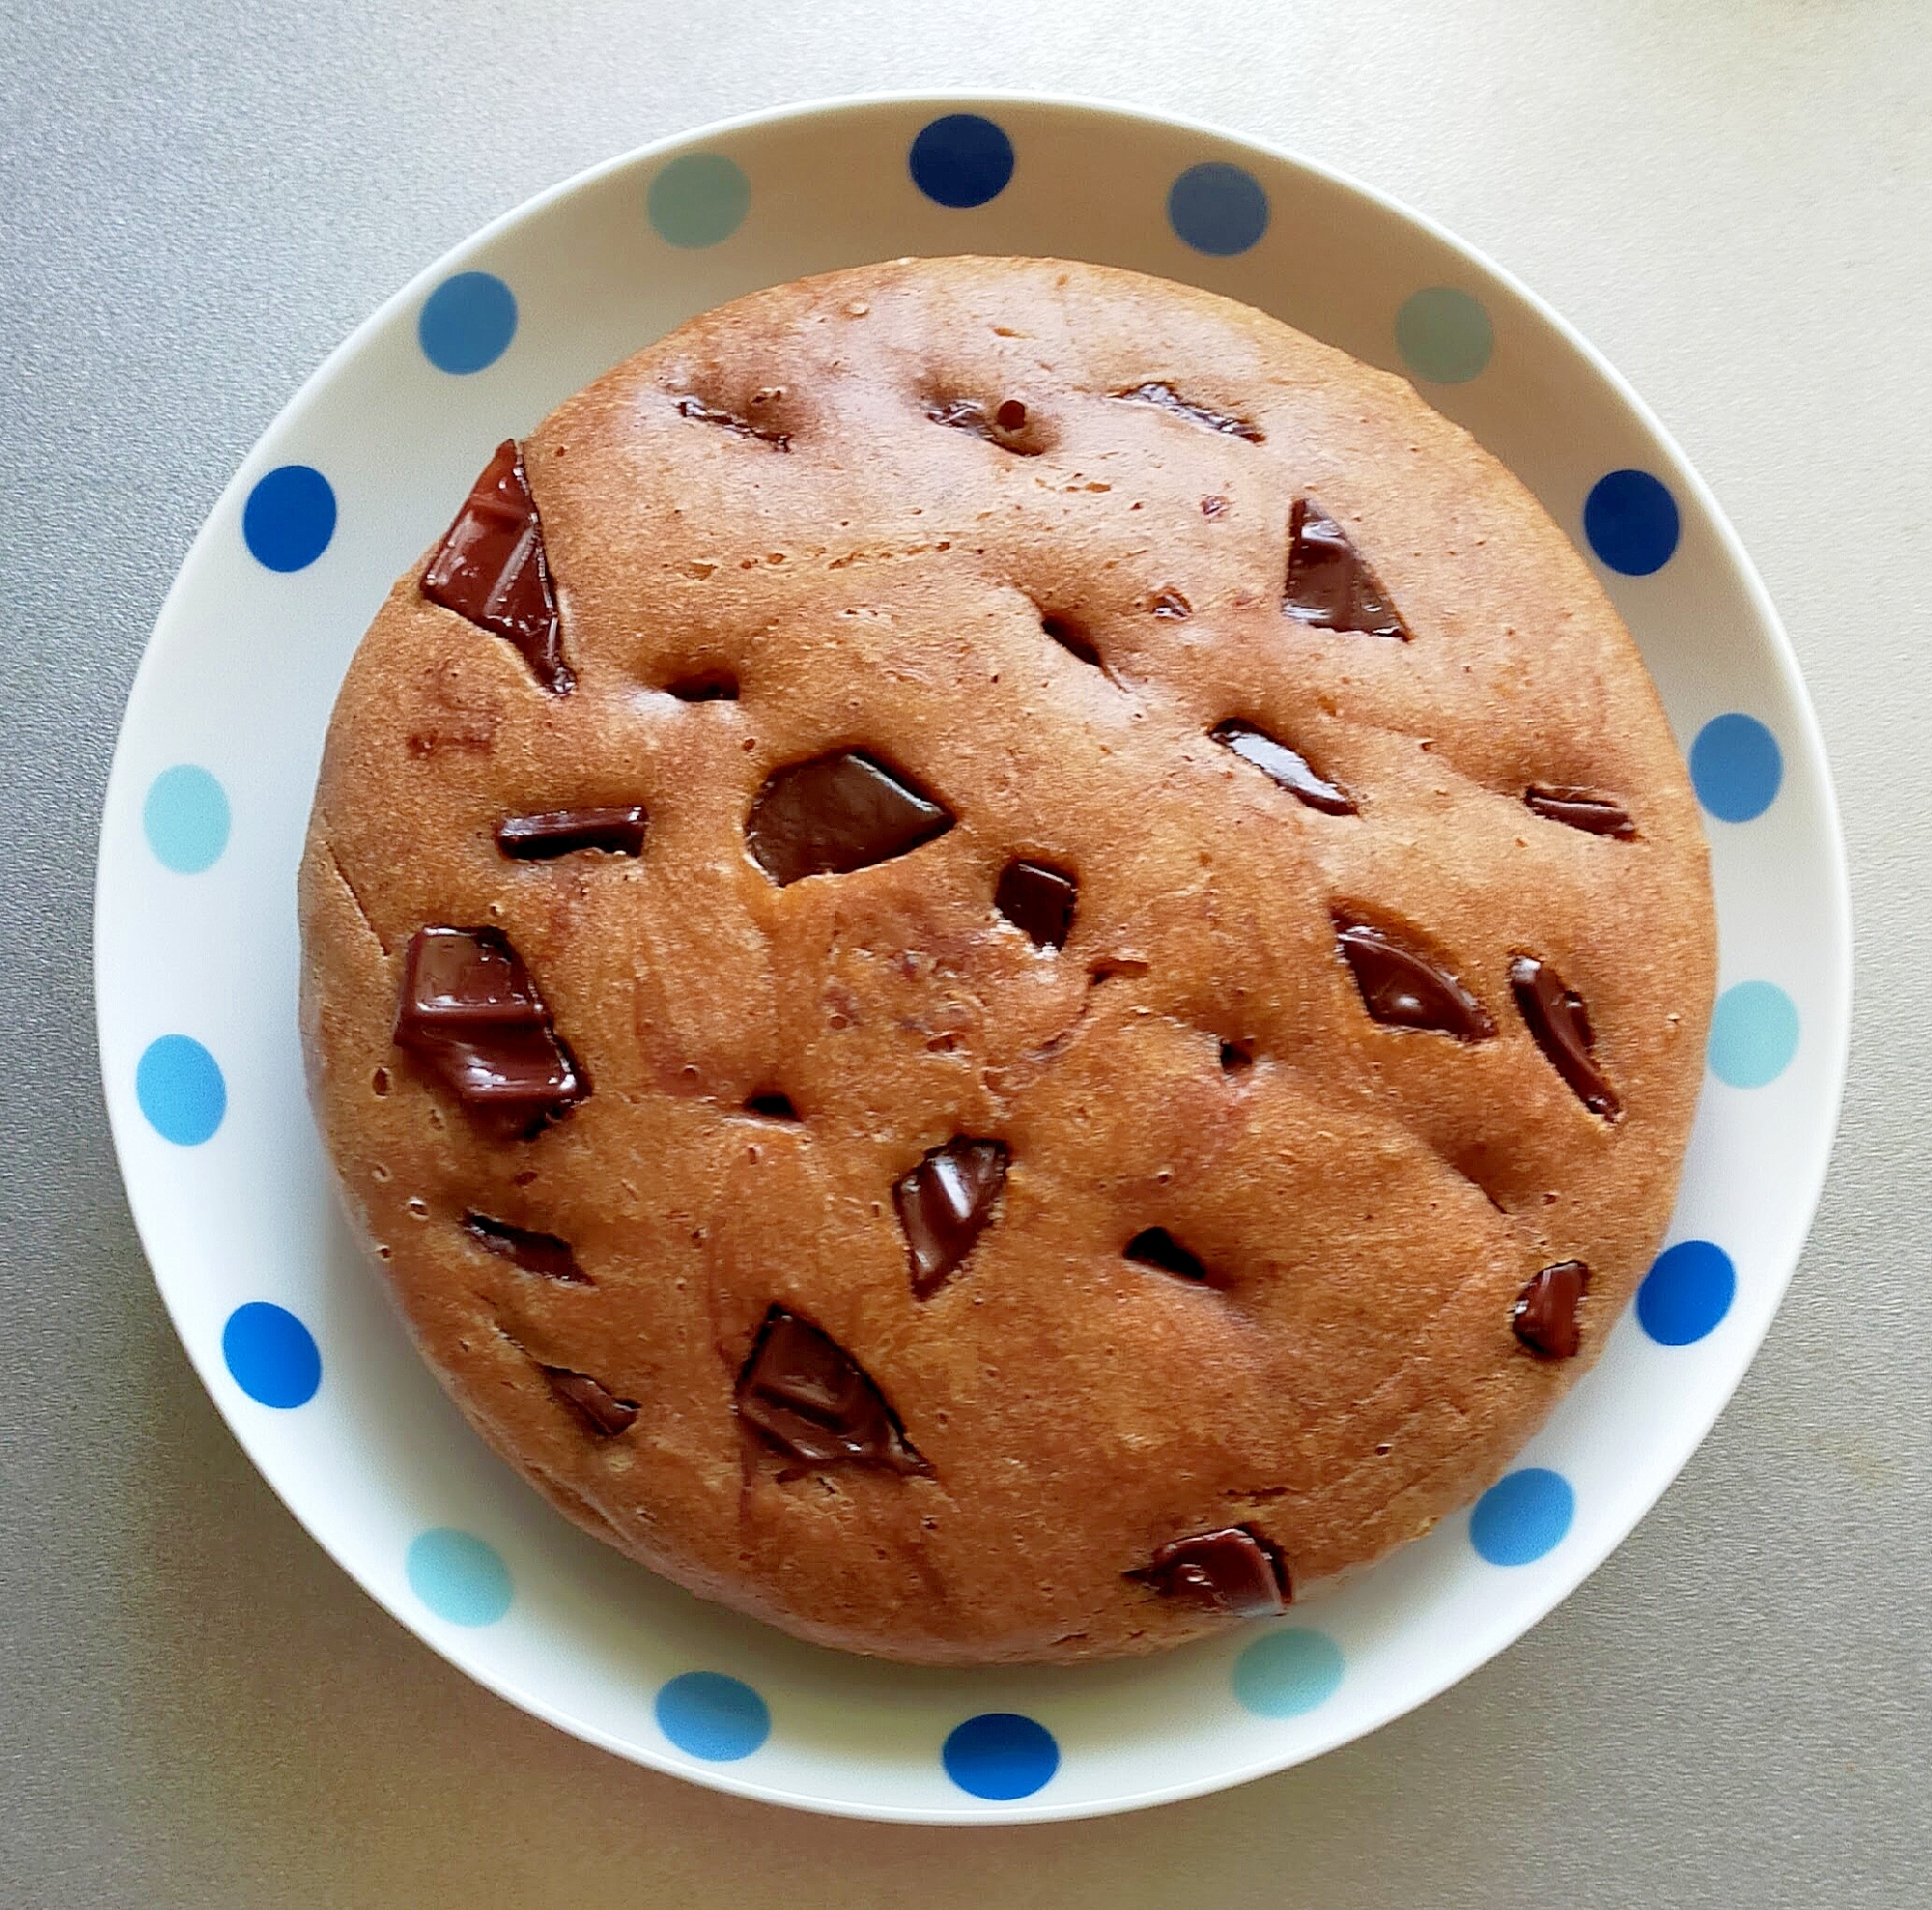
xmin=925 ymin=396 xmax=1038 ymax=451
xmin=421 ymin=440 xmax=571 ymax=692
xmin=463 ymin=1212 xmax=589 ymax=1284
xmin=1200 ymin=496 xmax=1228 ymax=518
xmin=1213 ymin=720 xmax=1357 ymax=816
xmin=745 ymin=1092 xmax=797 ymax=1119
xmin=995 ymin=859 xmax=1077 ymax=949
xmin=995 ymin=398 xmax=1028 ymax=431
xmin=1283 ymin=498 xmax=1408 ymax=639
xmin=735 ymin=1309 xmax=921 ymax=1470
xmin=745 ymin=752 xmax=953 ymax=885
xmin=896 ymin=1139 xmax=1008 ymax=1297
xmin=666 ymin=670 xmax=738 ymax=702
xmin=1524 ymin=785 xmax=1636 ymax=838
xmin=1042 ymin=614 xmax=1102 ymax=667
xmin=1125 ymin=1227 xmax=1217 ymax=1286
xmin=497 ymin=806 xmax=647 ymax=859
xmin=1513 ymin=1259 xmax=1592 ymax=1359
xmin=672 ymin=395 xmax=791 ymax=450
xmin=1139 ymin=1526 xmax=1287 ymax=1616
xmin=1336 ymin=922 xmax=1493 ymax=1039
xmin=545 ymin=1367 xmax=639 ymax=1434
xmin=1113 ymin=383 xmax=1265 ymax=443
xmin=1150 ymin=590 xmax=1191 ymax=619
xmin=1510 ymin=955 xmax=1622 ymax=1117
xmin=395 ymin=927 xmax=585 ymax=1126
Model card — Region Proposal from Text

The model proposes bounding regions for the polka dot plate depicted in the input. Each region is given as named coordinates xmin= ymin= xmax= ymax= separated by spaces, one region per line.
xmin=95 ymin=96 xmax=1850 ymax=1822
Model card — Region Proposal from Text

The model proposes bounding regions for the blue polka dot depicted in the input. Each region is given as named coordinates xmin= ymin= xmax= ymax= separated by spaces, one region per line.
xmin=1637 ymin=1239 xmax=1736 ymax=1346
xmin=1470 ymin=1467 xmax=1574 ymax=1567
xmin=1232 ymin=1629 xmax=1346 ymax=1718
xmin=942 ymin=1713 xmax=1059 ymax=1801
xmin=654 ymin=1672 xmax=771 ymax=1761
xmin=1709 ymin=980 xmax=1801 ymax=1088
xmin=405 ymin=1529 xmax=513 ymax=1627
xmin=142 ymin=765 xmax=230 ymax=873
xmin=135 ymin=1034 xmax=226 ymax=1146
xmin=242 ymin=464 xmax=335 ymax=573
xmin=1168 ymin=162 xmax=1270 ymax=257
xmin=221 ymin=1302 xmax=321 ymax=1408
xmin=1689 ymin=712 xmax=1783 ymax=823
xmin=1395 ymin=286 xmax=1493 ymax=384
xmin=1583 ymin=468 xmax=1680 ymax=576
xmin=647 ymin=153 xmax=751 ymax=248
xmin=908 ymin=114 xmax=1014 ymax=210
xmin=418 ymin=271 xmax=518 ymax=374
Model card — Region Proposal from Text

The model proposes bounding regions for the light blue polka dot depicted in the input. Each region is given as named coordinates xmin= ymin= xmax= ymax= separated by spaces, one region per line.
xmin=221 ymin=1302 xmax=321 ymax=1408
xmin=1689 ymin=712 xmax=1783 ymax=823
xmin=1709 ymin=980 xmax=1800 ymax=1087
xmin=1168 ymin=162 xmax=1270 ymax=256
xmin=1470 ymin=1467 xmax=1574 ymax=1566
xmin=1637 ymin=1239 xmax=1736 ymax=1346
xmin=418 ymin=271 xmax=518 ymax=375
xmin=908 ymin=113 xmax=1015 ymax=209
xmin=1583 ymin=468 xmax=1680 ymax=576
xmin=942 ymin=1713 xmax=1059 ymax=1801
xmin=242 ymin=464 xmax=335 ymax=572
xmin=1232 ymin=1628 xmax=1346 ymax=1718
xmin=142 ymin=765 xmax=230 ymax=873
xmin=405 ymin=1529 xmax=513 ymax=1627
xmin=648 ymin=153 xmax=751 ymax=248
xmin=135 ymin=1034 xmax=226 ymax=1146
xmin=654 ymin=1671 xmax=771 ymax=1761
xmin=1395 ymin=286 xmax=1493 ymax=384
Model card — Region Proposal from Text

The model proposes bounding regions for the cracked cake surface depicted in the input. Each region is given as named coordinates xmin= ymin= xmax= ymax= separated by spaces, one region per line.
xmin=299 ymin=255 xmax=1716 ymax=1664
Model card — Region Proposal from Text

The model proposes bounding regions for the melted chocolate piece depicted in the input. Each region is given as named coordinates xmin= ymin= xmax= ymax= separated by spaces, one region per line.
xmin=546 ymin=1367 xmax=639 ymax=1435
xmin=925 ymin=396 xmax=1037 ymax=451
xmin=896 ymin=1139 xmax=1008 ymax=1297
xmin=421 ymin=440 xmax=571 ymax=692
xmin=995 ymin=398 xmax=1027 ymax=430
xmin=1524 ymin=785 xmax=1636 ymax=838
xmin=745 ymin=752 xmax=953 ymax=885
xmin=666 ymin=670 xmax=738 ymax=702
xmin=1283 ymin=498 xmax=1408 ymax=639
xmin=463 ymin=1212 xmax=589 ymax=1284
xmin=1113 ymin=382 xmax=1265 ymax=443
xmin=744 ymin=1092 xmax=797 ymax=1119
xmin=1200 ymin=496 xmax=1229 ymax=519
xmin=1510 ymin=955 xmax=1622 ymax=1117
xmin=1150 ymin=590 xmax=1191 ymax=619
xmin=1042 ymin=614 xmax=1102 ymax=667
xmin=673 ymin=395 xmax=790 ymax=450
xmin=1213 ymin=720 xmax=1357 ymax=816
xmin=1125 ymin=1227 xmax=1215 ymax=1285
xmin=1336 ymin=922 xmax=1493 ymax=1039
xmin=735 ymin=1309 xmax=920 ymax=1470
xmin=395 ymin=927 xmax=585 ymax=1125
xmin=496 ymin=806 xmax=646 ymax=859
xmin=1139 ymin=1527 xmax=1287 ymax=1616
xmin=1513 ymin=1259 xmax=1592 ymax=1359
xmin=995 ymin=859 xmax=1078 ymax=948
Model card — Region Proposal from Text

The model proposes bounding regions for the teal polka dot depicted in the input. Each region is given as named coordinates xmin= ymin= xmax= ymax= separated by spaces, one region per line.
xmin=1395 ymin=286 xmax=1493 ymax=384
xmin=406 ymin=1528 xmax=513 ymax=1627
xmin=648 ymin=154 xmax=750 ymax=248
xmin=1232 ymin=1629 xmax=1345 ymax=1718
xmin=135 ymin=1034 xmax=226 ymax=1145
xmin=654 ymin=1672 xmax=771 ymax=1761
xmin=1709 ymin=980 xmax=1800 ymax=1087
xmin=142 ymin=765 xmax=230 ymax=873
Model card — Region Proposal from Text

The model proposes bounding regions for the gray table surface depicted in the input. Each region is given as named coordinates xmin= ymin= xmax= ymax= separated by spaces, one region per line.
xmin=4 ymin=2 xmax=1927 ymax=1903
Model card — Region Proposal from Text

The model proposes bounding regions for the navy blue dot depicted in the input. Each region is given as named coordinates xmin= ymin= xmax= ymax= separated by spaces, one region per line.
xmin=1637 ymin=1239 xmax=1736 ymax=1346
xmin=1689 ymin=712 xmax=1783 ymax=823
xmin=243 ymin=465 xmax=336 ymax=572
xmin=908 ymin=114 xmax=1014 ymax=209
xmin=654 ymin=1671 xmax=771 ymax=1761
xmin=418 ymin=271 xmax=518 ymax=375
xmin=135 ymin=1034 xmax=226 ymax=1145
xmin=1168 ymin=162 xmax=1270 ymax=257
xmin=1583 ymin=468 xmax=1680 ymax=576
xmin=221 ymin=1302 xmax=321 ymax=1408
xmin=942 ymin=1713 xmax=1059 ymax=1801
xmin=1470 ymin=1467 xmax=1574 ymax=1567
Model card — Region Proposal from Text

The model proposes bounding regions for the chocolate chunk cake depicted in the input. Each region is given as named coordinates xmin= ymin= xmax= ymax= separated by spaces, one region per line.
xmin=298 ymin=256 xmax=1716 ymax=1664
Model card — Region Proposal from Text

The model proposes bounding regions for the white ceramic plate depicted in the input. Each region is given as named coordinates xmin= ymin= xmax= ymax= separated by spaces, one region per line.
xmin=95 ymin=95 xmax=1850 ymax=1823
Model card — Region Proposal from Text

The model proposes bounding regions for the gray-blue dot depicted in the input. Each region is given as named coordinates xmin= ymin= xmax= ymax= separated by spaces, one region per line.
xmin=648 ymin=154 xmax=751 ymax=248
xmin=1395 ymin=286 xmax=1493 ymax=384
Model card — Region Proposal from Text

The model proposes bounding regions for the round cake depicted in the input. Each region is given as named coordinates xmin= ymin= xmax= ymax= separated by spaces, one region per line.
xmin=299 ymin=256 xmax=1716 ymax=1664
